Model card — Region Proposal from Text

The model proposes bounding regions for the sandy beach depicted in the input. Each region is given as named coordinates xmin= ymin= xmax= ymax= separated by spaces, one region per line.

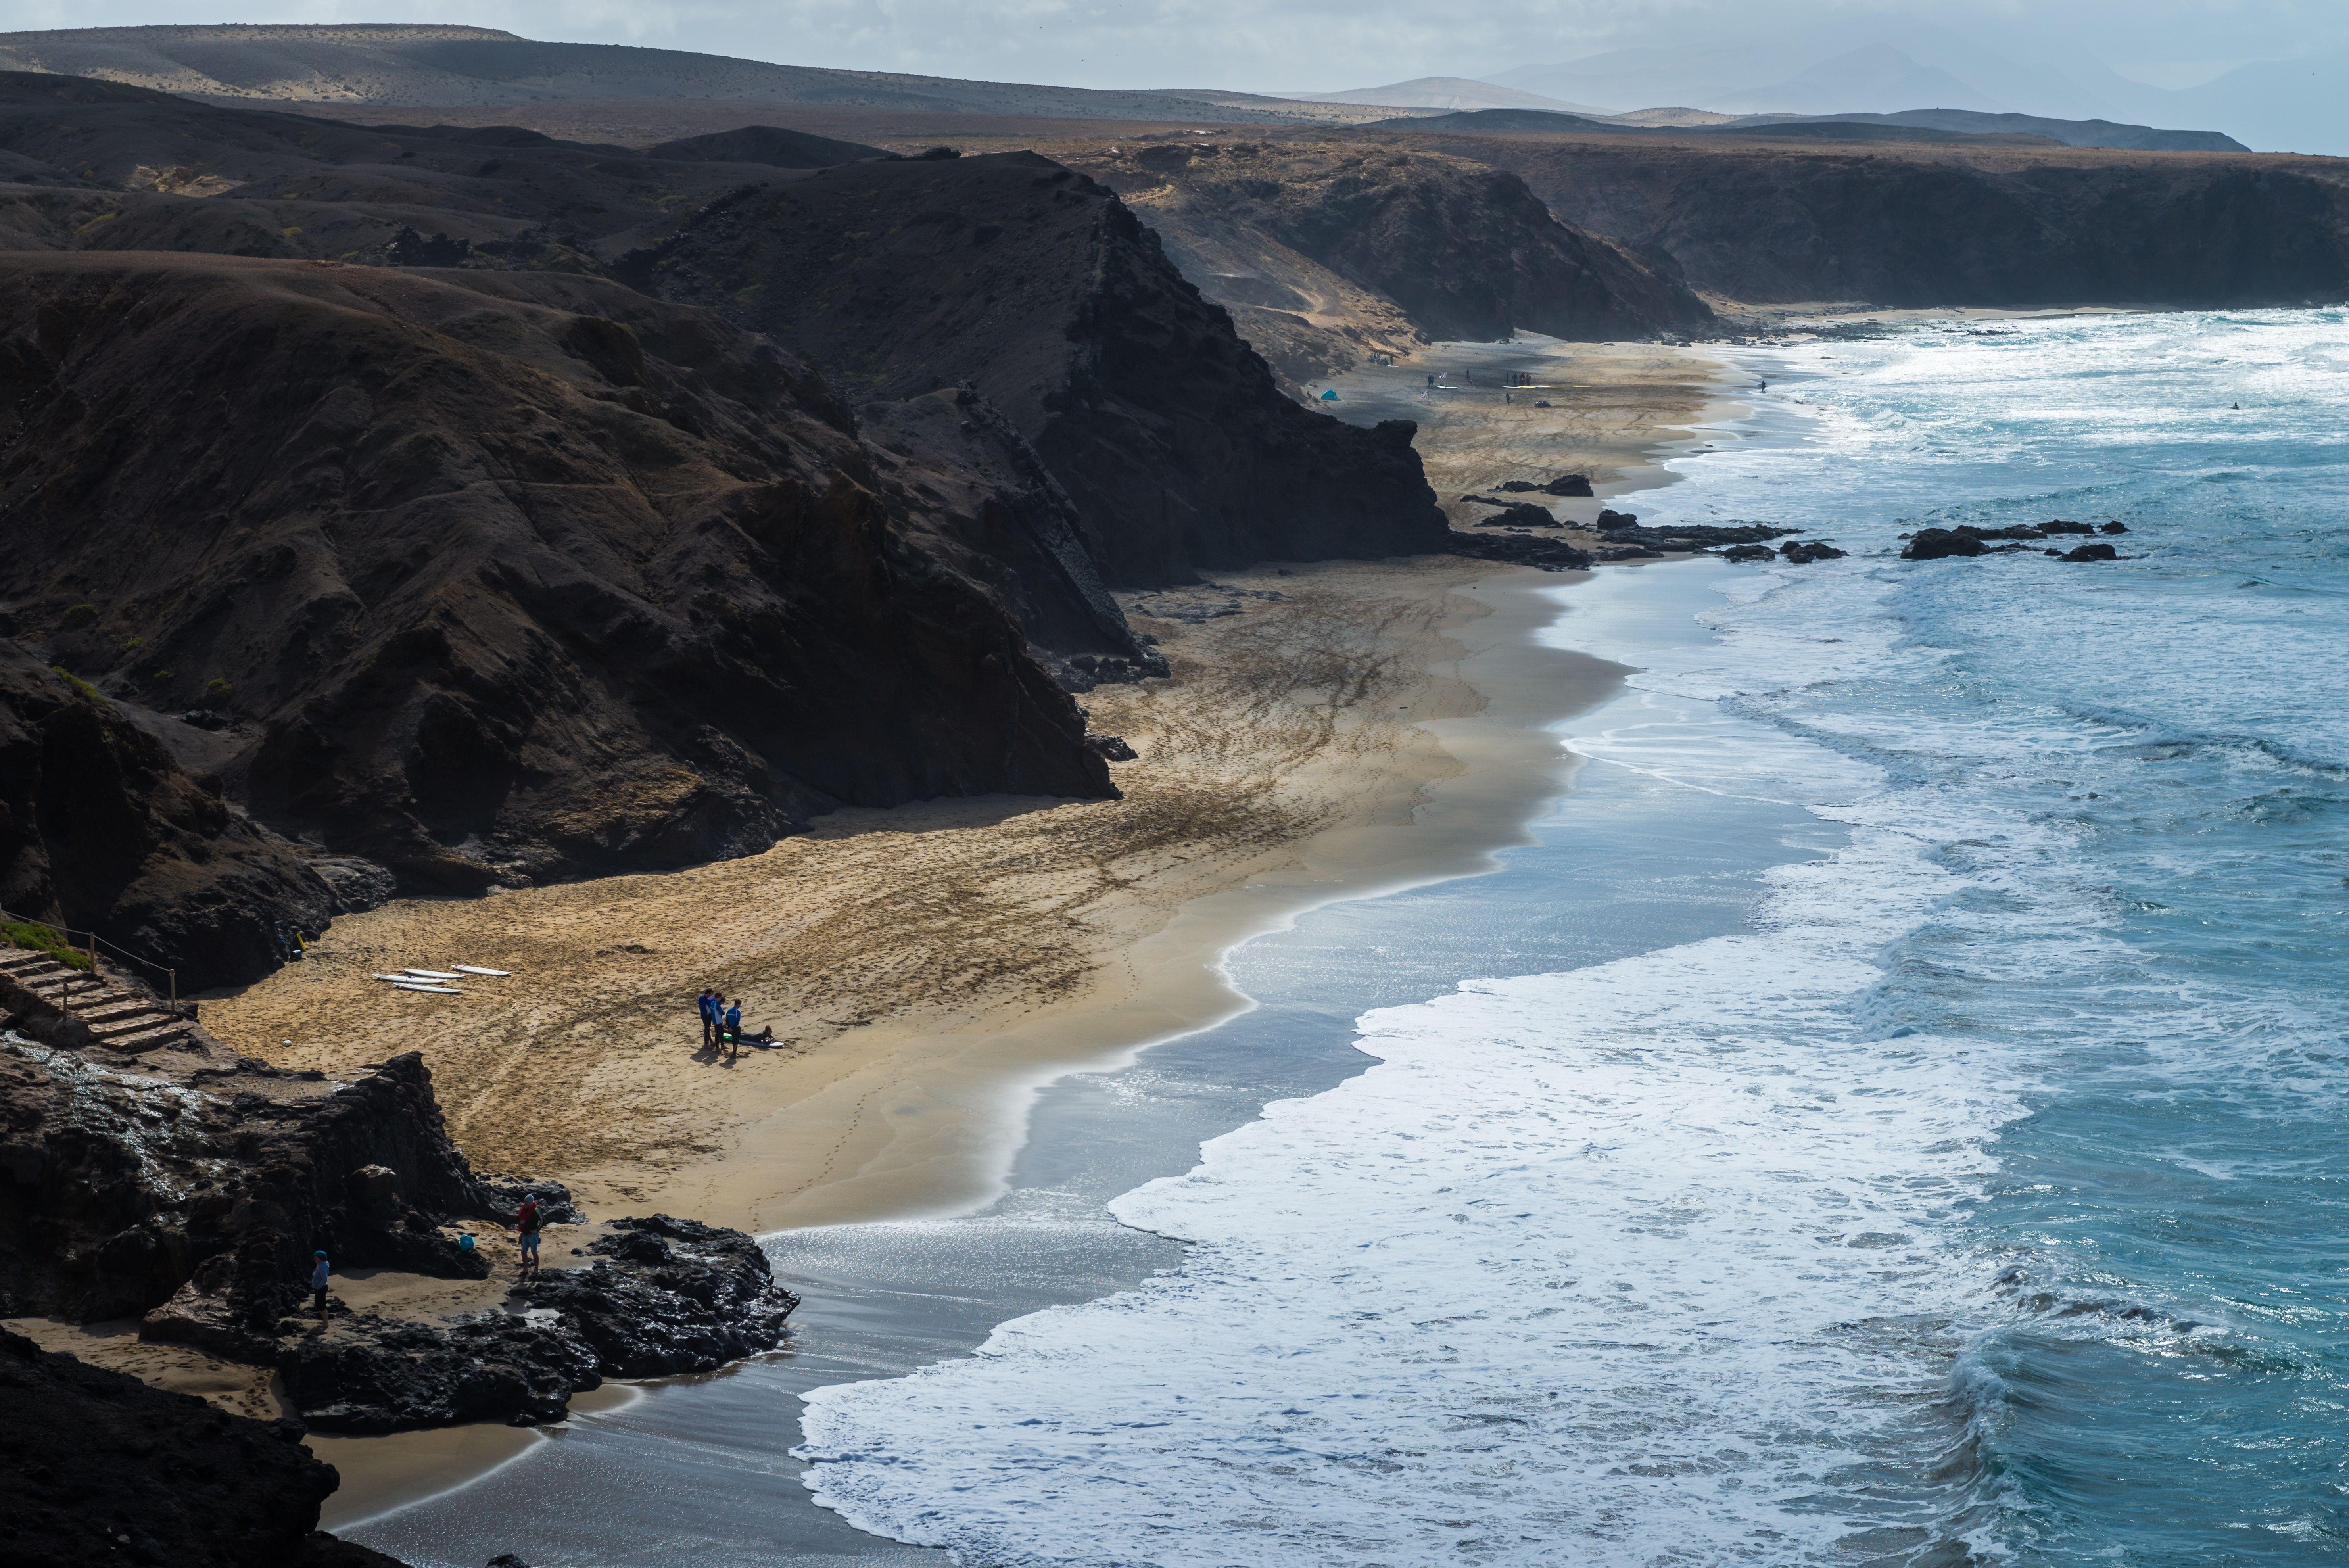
xmin=204 ymin=341 xmax=1727 ymax=1241
xmin=174 ymin=339 xmax=1733 ymax=1520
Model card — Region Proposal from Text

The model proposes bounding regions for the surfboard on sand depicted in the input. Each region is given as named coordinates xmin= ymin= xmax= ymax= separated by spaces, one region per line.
xmin=394 ymin=983 xmax=464 ymax=994
xmin=451 ymin=965 xmax=511 ymax=977
xmin=403 ymin=968 xmax=462 ymax=979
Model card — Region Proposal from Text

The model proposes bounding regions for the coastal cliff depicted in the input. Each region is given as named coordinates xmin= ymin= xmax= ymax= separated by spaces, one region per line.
xmin=1387 ymin=131 xmax=2349 ymax=307
xmin=617 ymin=151 xmax=1451 ymax=585
xmin=0 ymin=253 xmax=1114 ymax=893
xmin=1070 ymin=138 xmax=1712 ymax=380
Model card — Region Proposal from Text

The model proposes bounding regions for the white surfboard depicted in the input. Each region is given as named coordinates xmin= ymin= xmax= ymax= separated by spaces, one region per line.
xmin=371 ymin=974 xmax=410 ymax=982
xmin=394 ymin=983 xmax=464 ymax=994
xmin=451 ymin=965 xmax=511 ymax=977
xmin=403 ymin=968 xmax=462 ymax=979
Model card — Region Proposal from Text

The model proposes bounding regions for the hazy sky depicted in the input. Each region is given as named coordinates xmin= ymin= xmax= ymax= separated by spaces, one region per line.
xmin=11 ymin=0 xmax=2344 ymax=94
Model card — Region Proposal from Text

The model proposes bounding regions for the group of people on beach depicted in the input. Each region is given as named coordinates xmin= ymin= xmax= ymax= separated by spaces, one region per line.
xmin=305 ymin=1190 xmax=549 ymax=1322
xmin=697 ymin=988 xmax=775 ymax=1058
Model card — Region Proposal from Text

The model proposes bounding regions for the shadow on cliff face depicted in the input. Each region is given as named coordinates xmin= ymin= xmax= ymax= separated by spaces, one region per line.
xmin=617 ymin=151 xmax=1453 ymax=586
xmin=0 ymin=647 xmax=334 ymax=990
xmin=0 ymin=253 xmax=1119 ymax=895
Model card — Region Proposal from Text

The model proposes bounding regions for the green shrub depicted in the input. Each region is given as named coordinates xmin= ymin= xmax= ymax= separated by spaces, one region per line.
xmin=1 ymin=920 xmax=92 ymax=971
xmin=62 ymin=603 xmax=98 ymax=627
xmin=205 ymin=676 xmax=233 ymax=698
xmin=49 ymin=666 xmax=105 ymax=704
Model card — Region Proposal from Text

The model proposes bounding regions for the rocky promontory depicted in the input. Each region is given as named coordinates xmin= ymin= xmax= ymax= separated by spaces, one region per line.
xmin=0 ymin=1013 xmax=798 ymax=1436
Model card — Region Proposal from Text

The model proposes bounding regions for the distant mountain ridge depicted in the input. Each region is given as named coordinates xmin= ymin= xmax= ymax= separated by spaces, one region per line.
xmin=1479 ymin=25 xmax=2335 ymax=155
xmin=0 ymin=23 xmax=1386 ymax=124
xmin=1364 ymin=106 xmax=2243 ymax=154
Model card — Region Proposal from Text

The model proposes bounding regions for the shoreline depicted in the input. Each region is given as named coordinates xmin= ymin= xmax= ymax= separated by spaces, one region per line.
xmin=191 ymin=338 xmax=1739 ymax=1524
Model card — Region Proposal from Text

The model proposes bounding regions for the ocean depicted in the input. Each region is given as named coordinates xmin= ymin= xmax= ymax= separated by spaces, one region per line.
xmin=791 ymin=310 xmax=2349 ymax=1566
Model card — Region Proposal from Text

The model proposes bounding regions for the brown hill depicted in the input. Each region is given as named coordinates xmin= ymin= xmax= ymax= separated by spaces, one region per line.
xmin=0 ymin=23 xmax=1393 ymax=124
xmin=618 ymin=151 xmax=1449 ymax=585
xmin=0 ymin=252 xmax=1119 ymax=892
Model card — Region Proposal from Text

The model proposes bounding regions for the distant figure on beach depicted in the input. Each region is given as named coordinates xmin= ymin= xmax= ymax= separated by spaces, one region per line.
xmin=310 ymin=1249 xmax=330 ymax=1324
xmin=516 ymin=1194 xmax=543 ymax=1277
xmin=697 ymin=988 xmax=718 ymax=1048
xmin=1505 ymin=392 xmax=1512 ymax=405
xmin=724 ymin=998 xmax=744 ymax=1058
xmin=1427 ymin=374 xmax=1435 ymax=387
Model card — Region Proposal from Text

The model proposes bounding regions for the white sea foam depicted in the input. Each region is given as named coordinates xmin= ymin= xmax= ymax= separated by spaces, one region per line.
xmin=798 ymin=781 xmax=2036 ymax=1565
xmin=795 ymin=313 xmax=2349 ymax=1565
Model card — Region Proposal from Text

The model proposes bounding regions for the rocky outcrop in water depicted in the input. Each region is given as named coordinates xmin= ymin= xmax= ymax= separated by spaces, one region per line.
xmin=1444 ymin=532 xmax=1594 ymax=572
xmin=0 ymin=1328 xmax=409 ymax=1568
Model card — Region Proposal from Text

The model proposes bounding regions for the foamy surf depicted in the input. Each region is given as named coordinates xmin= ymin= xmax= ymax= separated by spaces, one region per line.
xmin=796 ymin=786 xmax=2032 ymax=1566
xmin=795 ymin=308 xmax=2349 ymax=1566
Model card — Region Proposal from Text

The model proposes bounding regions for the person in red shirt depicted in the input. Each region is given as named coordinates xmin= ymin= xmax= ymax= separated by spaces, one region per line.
xmin=514 ymin=1194 xmax=543 ymax=1278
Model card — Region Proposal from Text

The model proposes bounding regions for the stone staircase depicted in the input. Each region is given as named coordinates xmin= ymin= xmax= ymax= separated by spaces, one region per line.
xmin=0 ymin=948 xmax=194 ymax=1051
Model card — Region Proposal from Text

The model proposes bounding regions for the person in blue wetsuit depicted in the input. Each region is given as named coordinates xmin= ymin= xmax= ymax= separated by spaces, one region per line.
xmin=309 ymin=1250 xmax=330 ymax=1323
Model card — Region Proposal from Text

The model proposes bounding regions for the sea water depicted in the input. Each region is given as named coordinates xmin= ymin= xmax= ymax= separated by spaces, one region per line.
xmin=794 ymin=310 xmax=2349 ymax=1566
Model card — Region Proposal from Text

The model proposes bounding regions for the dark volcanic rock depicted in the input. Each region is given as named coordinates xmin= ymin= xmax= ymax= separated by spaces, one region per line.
xmin=1901 ymin=528 xmax=1992 ymax=560
xmin=1444 ymin=532 xmax=1594 ymax=572
xmin=1541 ymin=474 xmax=1596 ymax=496
xmin=2039 ymin=519 xmax=2098 ymax=534
xmin=2099 ymin=520 xmax=2130 ymax=534
xmin=287 ymin=1310 xmax=599 ymax=1433
xmin=526 ymin=1214 xmax=796 ymax=1376
xmin=0 ymin=644 xmax=335 ymax=990
xmin=1605 ymin=521 xmax=1798 ymax=551
xmin=1780 ymin=539 xmax=1848 ymax=563
xmin=287 ymin=1215 xmax=797 ymax=1432
xmin=1 ymin=1043 xmax=507 ymax=1321
xmin=1595 ymin=509 xmax=1639 ymax=530
xmin=1460 ymin=496 xmax=1561 ymax=527
xmin=0 ymin=1328 xmax=406 ymax=1568
xmin=2062 ymin=542 xmax=2121 ymax=562
xmin=619 ymin=151 xmax=1450 ymax=585
xmin=0 ymin=253 xmax=1111 ymax=889
xmin=1719 ymin=543 xmax=1778 ymax=562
